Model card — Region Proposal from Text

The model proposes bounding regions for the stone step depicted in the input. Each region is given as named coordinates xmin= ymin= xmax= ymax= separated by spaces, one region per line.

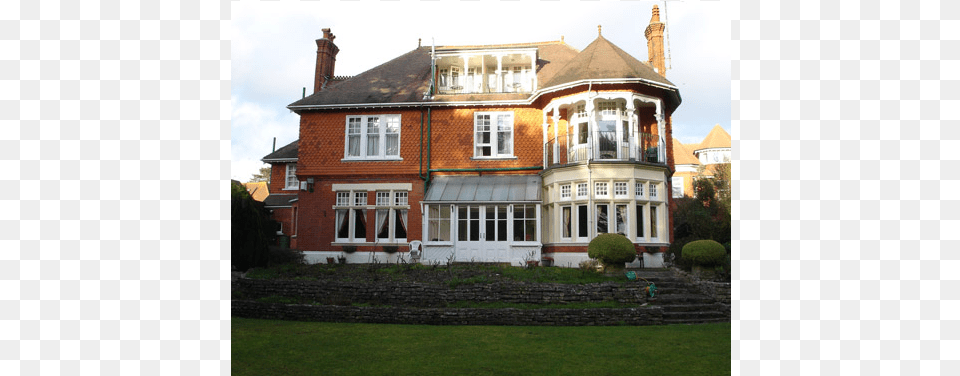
xmin=662 ymin=310 xmax=729 ymax=321
xmin=656 ymin=303 xmax=726 ymax=313
xmin=650 ymin=294 xmax=717 ymax=304
xmin=663 ymin=317 xmax=730 ymax=325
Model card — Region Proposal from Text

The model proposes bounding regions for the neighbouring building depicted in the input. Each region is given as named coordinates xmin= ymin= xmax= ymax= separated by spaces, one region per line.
xmin=671 ymin=124 xmax=731 ymax=199
xmin=265 ymin=6 xmax=683 ymax=266
xmin=261 ymin=140 xmax=300 ymax=249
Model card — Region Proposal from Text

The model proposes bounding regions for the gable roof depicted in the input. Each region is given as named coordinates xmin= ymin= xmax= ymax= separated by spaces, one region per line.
xmin=672 ymin=138 xmax=701 ymax=165
xmin=694 ymin=124 xmax=731 ymax=151
xmin=542 ymin=35 xmax=674 ymax=89
xmin=262 ymin=139 xmax=299 ymax=162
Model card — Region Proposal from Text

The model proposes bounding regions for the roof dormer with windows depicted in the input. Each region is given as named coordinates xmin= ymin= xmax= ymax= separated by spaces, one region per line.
xmin=433 ymin=46 xmax=538 ymax=95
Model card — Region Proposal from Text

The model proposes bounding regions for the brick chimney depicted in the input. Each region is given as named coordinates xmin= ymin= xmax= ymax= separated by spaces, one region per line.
xmin=314 ymin=28 xmax=340 ymax=93
xmin=644 ymin=5 xmax=666 ymax=77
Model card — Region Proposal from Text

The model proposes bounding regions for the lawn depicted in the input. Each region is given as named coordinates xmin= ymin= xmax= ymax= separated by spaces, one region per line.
xmin=232 ymin=318 xmax=730 ymax=376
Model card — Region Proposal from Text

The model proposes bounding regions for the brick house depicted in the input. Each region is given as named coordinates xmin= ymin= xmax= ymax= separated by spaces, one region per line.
xmin=261 ymin=140 xmax=300 ymax=249
xmin=270 ymin=6 xmax=682 ymax=266
xmin=671 ymin=124 xmax=731 ymax=199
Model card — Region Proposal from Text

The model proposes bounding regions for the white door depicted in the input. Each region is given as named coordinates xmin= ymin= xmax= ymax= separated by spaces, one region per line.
xmin=456 ymin=205 xmax=510 ymax=262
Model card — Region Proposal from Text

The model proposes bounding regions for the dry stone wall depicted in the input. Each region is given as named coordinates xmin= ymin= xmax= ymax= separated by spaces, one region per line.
xmin=232 ymin=279 xmax=650 ymax=307
xmin=232 ymin=301 xmax=663 ymax=326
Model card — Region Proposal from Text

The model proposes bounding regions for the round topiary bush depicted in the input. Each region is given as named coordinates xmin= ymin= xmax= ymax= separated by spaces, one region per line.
xmin=587 ymin=233 xmax=637 ymax=268
xmin=681 ymin=240 xmax=726 ymax=267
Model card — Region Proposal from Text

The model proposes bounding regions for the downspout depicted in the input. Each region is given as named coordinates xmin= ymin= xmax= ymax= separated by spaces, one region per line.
xmin=424 ymin=107 xmax=432 ymax=192
xmin=419 ymin=107 xmax=424 ymax=180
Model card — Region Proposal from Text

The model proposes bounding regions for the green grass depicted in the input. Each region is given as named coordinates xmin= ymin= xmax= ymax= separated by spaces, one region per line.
xmin=443 ymin=300 xmax=634 ymax=309
xmin=232 ymin=318 xmax=730 ymax=376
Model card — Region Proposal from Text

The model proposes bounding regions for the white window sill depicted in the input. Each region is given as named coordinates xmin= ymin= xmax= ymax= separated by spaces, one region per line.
xmin=341 ymin=157 xmax=403 ymax=162
xmin=471 ymin=156 xmax=517 ymax=160
xmin=424 ymin=241 xmax=454 ymax=246
xmin=283 ymin=187 xmax=299 ymax=191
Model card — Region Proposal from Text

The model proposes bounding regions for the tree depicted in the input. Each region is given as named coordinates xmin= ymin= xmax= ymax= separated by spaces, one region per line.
xmin=248 ymin=166 xmax=272 ymax=184
xmin=231 ymin=180 xmax=276 ymax=271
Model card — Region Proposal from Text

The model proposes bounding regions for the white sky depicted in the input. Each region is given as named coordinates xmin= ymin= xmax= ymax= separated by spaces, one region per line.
xmin=230 ymin=0 xmax=732 ymax=181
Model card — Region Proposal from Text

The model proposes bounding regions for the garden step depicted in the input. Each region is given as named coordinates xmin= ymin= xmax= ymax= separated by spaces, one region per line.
xmin=656 ymin=303 xmax=726 ymax=313
xmin=662 ymin=311 xmax=729 ymax=321
xmin=651 ymin=294 xmax=717 ymax=304
xmin=663 ymin=317 xmax=730 ymax=325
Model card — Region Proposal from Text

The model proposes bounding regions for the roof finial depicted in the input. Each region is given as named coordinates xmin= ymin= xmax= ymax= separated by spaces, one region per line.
xmin=598 ymin=25 xmax=602 ymax=36
xmin=561 ymin=35 xmax=564 ymax=44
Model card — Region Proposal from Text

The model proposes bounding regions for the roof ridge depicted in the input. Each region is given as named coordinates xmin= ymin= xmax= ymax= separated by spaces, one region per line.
xmin=436 ymin=40 xmax=565 ymax=50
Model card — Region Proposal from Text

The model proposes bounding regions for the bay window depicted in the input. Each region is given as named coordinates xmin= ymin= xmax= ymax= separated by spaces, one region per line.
xmin=336 ymin=189 xmax=409 ymax=243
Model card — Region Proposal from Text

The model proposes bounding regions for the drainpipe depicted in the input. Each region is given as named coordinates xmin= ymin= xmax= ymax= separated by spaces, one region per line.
xmin=419 ymin=107 xmax=424 ymax=180
xmin=423 ymin=107 xmax=432 ymax=192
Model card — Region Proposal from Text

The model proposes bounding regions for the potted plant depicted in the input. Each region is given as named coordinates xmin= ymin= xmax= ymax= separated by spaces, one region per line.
xmin=337 ymin=253 xmax=347 ymax=264
xmin=326 ymin=257 xmax=336 ymax=264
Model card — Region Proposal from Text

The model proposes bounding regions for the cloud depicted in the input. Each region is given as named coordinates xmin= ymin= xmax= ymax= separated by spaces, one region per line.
xmin=230 ymin=95 xmax=298 ymax=181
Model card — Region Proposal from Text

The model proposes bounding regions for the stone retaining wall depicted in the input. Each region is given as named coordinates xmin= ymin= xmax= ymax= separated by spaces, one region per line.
xmin=668 ymin=268 xmax=731 ymax=305
xmin=232 ymin=301 xmax=663 ymax=326
xmin=233 ymin=279 xmax=649 ymax=307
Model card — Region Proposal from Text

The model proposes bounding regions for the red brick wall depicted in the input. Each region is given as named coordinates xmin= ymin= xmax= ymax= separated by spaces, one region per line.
xmin=297 ymin=109 xmax=424 ymax=177
xmin=268 ymin=162 xmax=293 ymax=192
xmin=293 ymin=175 xmax=424 ymax=253
xmin=427 ymin=106 xmax=544 ymax=170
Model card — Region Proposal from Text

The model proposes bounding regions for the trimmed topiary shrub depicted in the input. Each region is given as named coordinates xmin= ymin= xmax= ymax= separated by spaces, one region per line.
xmin=587 ymin=233 xmax=637 ymax=268
xmin=681 ymin=240 xmax=726 ymax=267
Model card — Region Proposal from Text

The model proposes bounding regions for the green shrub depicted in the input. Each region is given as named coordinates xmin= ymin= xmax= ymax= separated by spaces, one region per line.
xmin=681 ymin=240 xmax=726 ymax=267
xmin=267 ymin=246 xmax=306 ymax=266
xmin=587 ymin=233 xmax=636 ymax=267
xmin=668 ymin=237 xmax=697 ymax=270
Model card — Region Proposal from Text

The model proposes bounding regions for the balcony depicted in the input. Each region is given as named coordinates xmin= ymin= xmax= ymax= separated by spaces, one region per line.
xmin=544 ymin=132 xmax=663 ymax=168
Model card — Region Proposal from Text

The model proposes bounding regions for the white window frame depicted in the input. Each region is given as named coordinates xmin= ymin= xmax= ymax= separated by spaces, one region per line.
xmin=336 ymin=192 xmax=350 ymax=206
xmin=354 ymin=192 xmax=367 ymax=206
xmin=284 ymin=164 xmax=298 ymax=190
xmin=577 ymin=183 xmax=588 ymax=199
xmin=649 ymin=182 xmax=658 ymax=200
xmin=343 ymin=114 xmax=401 ymax=161
xmin=426 ymin=204 xmax=454 ymax=243
xmin=595 ymin=182 xmax=608 ymax=198
xmin=334 ymin=192 xmax=368 ymax=243
xmin=636 ymin=182 xmax=644 ymax=199
xmin=672 ymin=177 xmax=684 ymax=198
xmin=560 ymin=184 xmax=571 ymax=200
xmin=473 ymin=112 xmax=514 ymax=158
xmin=512 ymin=204 xmax=539 ymax=243
xmin=614 ymin=182 xmax=628 ymax=198
xmin=376 ymin=191 xmax=391 ymax=206
xmin=335 ymin=189 xmax=411 ymax=244
xmin=560 ymin=205 xmax=572 ymax=240
xmin=395 ymin=191 xmax=408 ymax=206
